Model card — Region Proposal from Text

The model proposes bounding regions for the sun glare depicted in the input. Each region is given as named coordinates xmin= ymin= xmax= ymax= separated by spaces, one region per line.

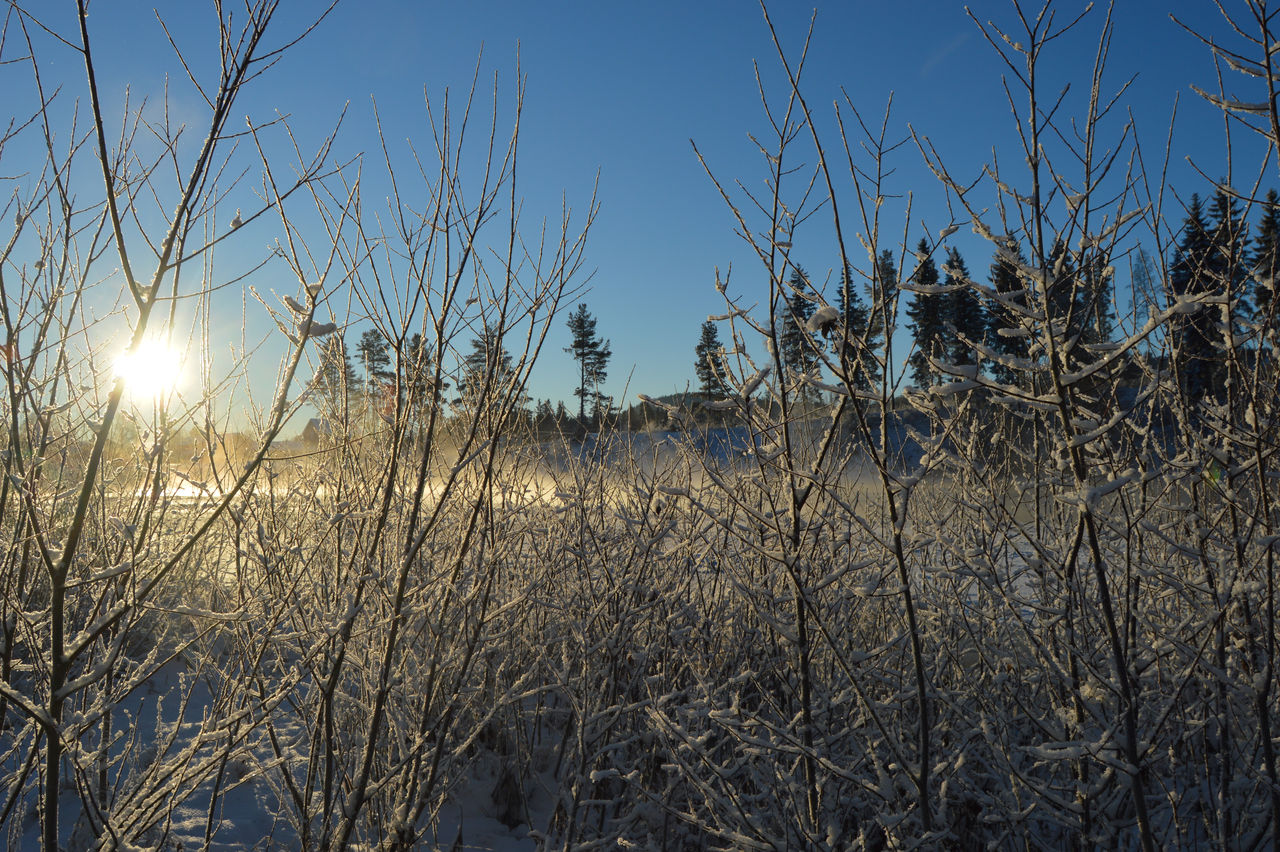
xmin=114 ymin=339 xmax=184 ymax=402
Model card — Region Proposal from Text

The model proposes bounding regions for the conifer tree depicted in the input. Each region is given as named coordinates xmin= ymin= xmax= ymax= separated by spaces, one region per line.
xmin=694 ymin=320 xmax=728 ymax=398
xmin=534 ymin=398 xmax=554 ymax=430
xmin=458 ymin=328 xmax=520 ymax=419
xmin=1077 ymin=253 xmax=1115 ymax=348
xmin=944 ymin=247 xmax=984 ymax=368
xmin=404 ymin=332 xmax=428 ymax=401
xmin=1045 ymin=238 xmax=1077 ymax=333
xmin=564 ymin=303 xmax=612 ymax=422
xmin=1209 ymin=186 xmax=1252 ymax=304
xmin=1208 ymin=187 xmax=1252 ymax=379
xmin=1166 ymin=187 xmax=1252 ymax=401
xmin=1043 ymin=239 xmax=1099 ymax=370
xmin=836 ymin=261 xmax=874 ymax=389
xmin=315 ymin=335 xmax=357 ymax=416
xmin=1132 ymin=246 xmax=1159 ymax=303
xmin=1169 ymin=194 xmax=1216 ymax=399
xmin=1039 ymin=238 xmax=1114 ymax=370
xmin=871 ymin=249 xmax=897 ymax=381
xmin=402 ymin=332 xmax=446 ymax=427
xmin=779 ymin=266 xmax=821 ymax=402
xmin=357 ymin=328 xmax=392 ymax=385
xmin=1253 ymin=188 xmax=1280 ymax=342
xmin=987 ymin=241 xmax=1028 ymax=384
xmin=356 ymin=328 xmax=393 ymax=413
xmin=906 ymin=239 xmax=946 ymax=387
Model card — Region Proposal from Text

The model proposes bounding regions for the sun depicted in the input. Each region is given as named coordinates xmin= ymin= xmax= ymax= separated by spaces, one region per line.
xmin=114 ymin=339 xmax=184 ymax=402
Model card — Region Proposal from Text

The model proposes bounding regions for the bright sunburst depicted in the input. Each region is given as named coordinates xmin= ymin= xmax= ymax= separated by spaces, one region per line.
xmin=114 ymin=339 xmax=184 ymax=402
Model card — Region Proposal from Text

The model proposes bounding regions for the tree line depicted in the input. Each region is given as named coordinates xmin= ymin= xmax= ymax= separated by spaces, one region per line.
xmin=311 ymin=302 xmax=614 ymax=433
xmin=690 ymin=184 xmax=1280 ymax=410
xmin=314 ymin=181 xmax=1280 ymax=435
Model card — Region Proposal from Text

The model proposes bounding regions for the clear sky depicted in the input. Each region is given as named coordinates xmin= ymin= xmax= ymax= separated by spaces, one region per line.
xmin=13 ymin=1 xmax=1271 ymax=418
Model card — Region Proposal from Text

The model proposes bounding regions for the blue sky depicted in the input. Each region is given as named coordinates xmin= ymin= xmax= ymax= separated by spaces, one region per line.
xmin=16 ymin=1 xmax=1272 ymax=417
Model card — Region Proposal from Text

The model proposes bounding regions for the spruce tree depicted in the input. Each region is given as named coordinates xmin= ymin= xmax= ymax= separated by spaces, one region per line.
xmin=871 ymin=249 xmax=897 ymax=381
xmin=780 ymin=267 xmax=818 ymax=365
xmin=1169 ymin=194 xmax=1216 ymax=400
xmin=836 ymin=261 xmax=874 ymax=389
xmin=534 ymin=398 xmax=554 ymax=430
xmin=1041 ymin=239 xmax=1095 ymax=370
xmin=944 ymin=248 xmax=984 ymax=368
xmin=906 ymin=239 xmax=946 ymax=387
xmin=1045 ymin=239 xmax=1077 ymax=333
xmin=564 ymin=303 xmax=612 ymax=422
xmin=779 ymin=266 xmax=821 ymax=402
xmin=1208 ymin=187 xmax=1252 ymax=381
xmin=987 ymin=241 xmax=1028 ymax=384
xmin=1038 ymin=239 xmax=1113 ymax=370
xmin=1253 ymin=188 xmax=1280 ymax=341
xmin=1077 ymin=253 xmax=1115 ymax=348
xmin=1209 ymin=186 xmax=1252 ymax=303
xmin=694 ymin=320 xmax=728 ymax=398
xmin=1133 ymin=246 xmax=1159 ymax=302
